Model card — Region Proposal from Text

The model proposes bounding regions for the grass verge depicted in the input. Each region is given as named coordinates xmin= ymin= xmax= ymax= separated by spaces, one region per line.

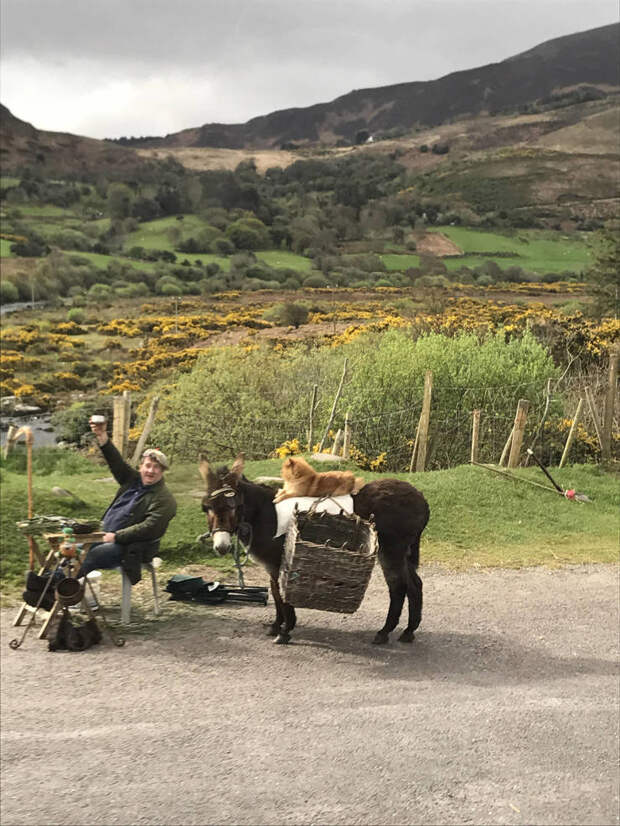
xmin=1 ymin=451 xmax=617 ymax=599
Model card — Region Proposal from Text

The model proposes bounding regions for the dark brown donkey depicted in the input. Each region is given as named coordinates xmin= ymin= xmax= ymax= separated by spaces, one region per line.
xmin=199 ymin=454 xmax=430 ymax=645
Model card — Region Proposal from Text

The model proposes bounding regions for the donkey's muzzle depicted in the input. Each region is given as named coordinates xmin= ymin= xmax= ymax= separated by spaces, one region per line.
xmin=211 ymin=530 xmax=232 ymax=556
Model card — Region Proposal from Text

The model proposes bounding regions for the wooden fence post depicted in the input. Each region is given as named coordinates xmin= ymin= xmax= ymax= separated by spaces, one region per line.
xmin=559 ymin=398 xmax=583 ymax=469
xmin=331 ymin=429 xmax=343 ymax=457
xmin=602 ymin=347 xmax=619 ymax=462
xmin=343 ymin=410 xmax=351 ymax=459
xmin=318 ymin=358 xmax=348 ymax=453
xmin=584 ymin=386 xmax=604 ymax=453
xmin=131 ymin=395 xmax=160 ymax=466
xmin=112 ymin=390 xmax=131 ymax=458
xmin=3 ymin=425 xmax=18 ymax=459
xmin=307 ymin=384 xmax=318 ymax=452
xmin=415 ymin=370 xmax=433 ymax=473
xmin=499 ymin=426 xmax=513 ymax=467
xmin=408 ymin=422 xmax=420 ymax=473
xmin=470 ymin=409 xmax=481 ymax=464
xmin=507 ymin=399 xmax=530 ymax=468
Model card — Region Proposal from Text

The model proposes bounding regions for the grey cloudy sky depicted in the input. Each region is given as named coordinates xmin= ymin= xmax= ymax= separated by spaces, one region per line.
xmin=1 ymin=0 xmax=617 ymax=139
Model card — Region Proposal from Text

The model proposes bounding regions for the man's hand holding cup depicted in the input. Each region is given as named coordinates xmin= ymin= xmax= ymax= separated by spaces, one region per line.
xmin=89 ymin=415 xmax=108 ymax=445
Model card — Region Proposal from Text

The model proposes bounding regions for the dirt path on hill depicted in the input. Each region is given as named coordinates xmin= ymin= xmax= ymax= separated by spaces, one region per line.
xmin=415 ymin=232 xmax=463 ymax=257
xmin=1 ymin=564 xmax=618 ymax=826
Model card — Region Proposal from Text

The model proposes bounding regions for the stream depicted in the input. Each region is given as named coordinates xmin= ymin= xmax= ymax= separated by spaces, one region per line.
xmin=0 ymin=414 xmax=59 ymax=447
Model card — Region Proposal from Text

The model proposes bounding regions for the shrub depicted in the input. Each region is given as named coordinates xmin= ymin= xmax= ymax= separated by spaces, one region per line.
xmin=67 ymin=308 xmax=85 ymax=324
xmin=51 ymin=400 xmax=112 ymax=444
xmin=115 ymin=283 xmax=150 ymax=298
xmin=149 ymin=329 xmax=556 ymax=470
xmin=226 ymin=217 xmax=270 ymax=250
xmin=87 ymin=283 xmax=113 ymax=302
xmin=48 ymin=228 xmax=92 ymax=251
xmin=262 ymin=302 xmax=309 ymax=328
xmin=11 ymin=232 xmax=50 ymax=257
xmin=213 ymin=238 xmax=235 ymax=256
xmin=303 ymin=274 xmax=329 ymax=288
xmin=0 ymin=280 xmax=19 ymax=304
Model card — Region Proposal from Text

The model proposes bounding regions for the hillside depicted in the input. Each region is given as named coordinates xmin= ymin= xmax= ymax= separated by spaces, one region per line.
xmin=133 ymin=97 xmax=620 ymax=223
xmin=131 ymin=23 xmax=619 ymax=150
xmin=0 ymin=105 xmax=158 ymax=177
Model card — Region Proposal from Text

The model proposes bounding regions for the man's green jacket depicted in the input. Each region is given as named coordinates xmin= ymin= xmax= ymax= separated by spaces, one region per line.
xmin=100 ymin=440 xmax=177 ymax=583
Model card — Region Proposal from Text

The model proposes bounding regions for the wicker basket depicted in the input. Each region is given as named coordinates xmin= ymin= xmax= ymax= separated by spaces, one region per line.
xmin=280 ymin=508 xmax=378 ymax=613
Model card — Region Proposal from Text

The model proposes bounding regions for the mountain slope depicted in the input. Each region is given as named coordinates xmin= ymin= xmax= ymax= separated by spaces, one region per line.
xmin=0 ymin=104 xmax=155 ymax=176
xmin=140 ymin=23 xmax=619 ymax=150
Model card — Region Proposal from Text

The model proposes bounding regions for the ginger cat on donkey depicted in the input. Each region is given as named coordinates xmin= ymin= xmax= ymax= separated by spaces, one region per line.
xmin=273 ymin=456 xmax=365 ymax=504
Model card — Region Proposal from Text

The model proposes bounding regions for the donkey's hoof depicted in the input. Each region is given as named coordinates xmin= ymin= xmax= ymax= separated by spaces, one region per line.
xmin=373 ymin=630 xmax=389 ymax=645
xmin=398 ymin=630 xmax=415 ymax=643
xmin=265 ymin=623 xmax=281 ymax=637
xmin=274 ymin=632 xmax=290 ymax=645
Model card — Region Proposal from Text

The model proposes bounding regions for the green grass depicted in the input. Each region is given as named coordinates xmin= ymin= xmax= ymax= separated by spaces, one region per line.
xmin=0 ymin=239 xmax=14 ymax=257
xmin=437 ymin=227 xmax=592 ymax=274
xmin=123 ymin=216 xmax=311 ymax=272
xmin=2 ymin=451 xmax=616 ymax=595
xmin=67 ymin=251 xmax=162 ymax=272
xmin=12 ymin=205 xmax=77 ymax=218
xmin=382 ymin=253 xmax=421 ymax=271
xmin=124 ymin=215 xmax=207 ymax=250
xmin=255 ymin=250 xmax=312 ymax=272
xmin=380 ymin=228 xmax=592 ymax=276
xmin=1 ymin=177 xmax=20 ymax=188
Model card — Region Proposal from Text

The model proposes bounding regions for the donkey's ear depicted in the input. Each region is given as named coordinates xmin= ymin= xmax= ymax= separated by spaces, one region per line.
xmin=198 ymin=453 xmax=216 ymax=489
xmin=230 ymin=452 xmax=245 ymax=479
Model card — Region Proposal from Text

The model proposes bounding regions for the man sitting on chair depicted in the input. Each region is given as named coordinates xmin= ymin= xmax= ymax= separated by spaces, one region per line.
xmin=77 ymin=419 xmax=177 ymax=585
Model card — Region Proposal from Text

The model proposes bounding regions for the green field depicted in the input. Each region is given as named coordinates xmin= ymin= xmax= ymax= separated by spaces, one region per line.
xmin=68 ymin=250 xmax=162 ymax=272
xmin=124 ymin=215 xmax=207 ymax=250
xmin=1 ymin=452 xmax=617 ymax=593
xmin=0 ymin=239 xmax=14 ymax=257
xmin=255 ymin=250 xmax=312 ymax=271
xmin=437 ymin=227 xmax=591 ymax=274
xmin=382 ymin=253 xmax=421 ymax=271
xmin=381 ymin=227 xmax=592 ymax=276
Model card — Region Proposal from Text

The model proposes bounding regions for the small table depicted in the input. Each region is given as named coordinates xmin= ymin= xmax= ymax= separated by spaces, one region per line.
xmin=12 ymin=532 xmax=105 ymax=638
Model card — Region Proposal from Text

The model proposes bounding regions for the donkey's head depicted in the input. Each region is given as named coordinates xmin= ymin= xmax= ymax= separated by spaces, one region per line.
xmin=198 ymin=453 xmax=244 ymax=555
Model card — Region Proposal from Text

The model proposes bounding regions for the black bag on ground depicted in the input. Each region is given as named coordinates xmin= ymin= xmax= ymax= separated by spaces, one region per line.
xmin=165 ymin=575 xmax=209 ymax=600
xmin=165 ymin=575 xmax=267 ymax=605
xmin=165 ymin=575 xmax=229 ymax=604
xmin=48 ymin=611 xmax=102 ymax=652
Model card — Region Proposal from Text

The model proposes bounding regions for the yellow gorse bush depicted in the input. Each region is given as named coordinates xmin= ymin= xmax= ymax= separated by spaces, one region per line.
xmin=272 ymin=438 xmax=304 ymax=458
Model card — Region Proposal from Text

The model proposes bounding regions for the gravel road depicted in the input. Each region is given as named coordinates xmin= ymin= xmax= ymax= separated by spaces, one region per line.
xmin=1 ymin=564 xmax=618 ymax=826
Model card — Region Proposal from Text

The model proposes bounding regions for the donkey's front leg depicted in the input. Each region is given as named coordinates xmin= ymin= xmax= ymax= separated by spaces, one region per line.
xmin=267 ymin=575 xmax=285 ymax=637
xmin=269 ymin=576 xmax=296 ymax=644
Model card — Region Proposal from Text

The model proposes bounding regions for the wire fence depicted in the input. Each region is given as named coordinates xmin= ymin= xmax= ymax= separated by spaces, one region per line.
xmin=160 ymin=363 xmax=617 ymax=469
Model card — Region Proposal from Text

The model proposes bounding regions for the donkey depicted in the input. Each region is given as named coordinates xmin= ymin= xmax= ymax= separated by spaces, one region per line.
xmin=199 ymin=454 xmax=430 ymax=645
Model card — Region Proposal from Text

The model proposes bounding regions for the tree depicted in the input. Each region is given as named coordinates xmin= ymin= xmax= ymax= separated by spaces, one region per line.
xmin=226 ymin=217 xmax=270 ymax=250
xmin=585 ymin=225 xmax=620 ymax=318
xmin=107 ymin=183 xmax=134 ymax=220
xmin=10 ymin=232 xmax=49 ymax=257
